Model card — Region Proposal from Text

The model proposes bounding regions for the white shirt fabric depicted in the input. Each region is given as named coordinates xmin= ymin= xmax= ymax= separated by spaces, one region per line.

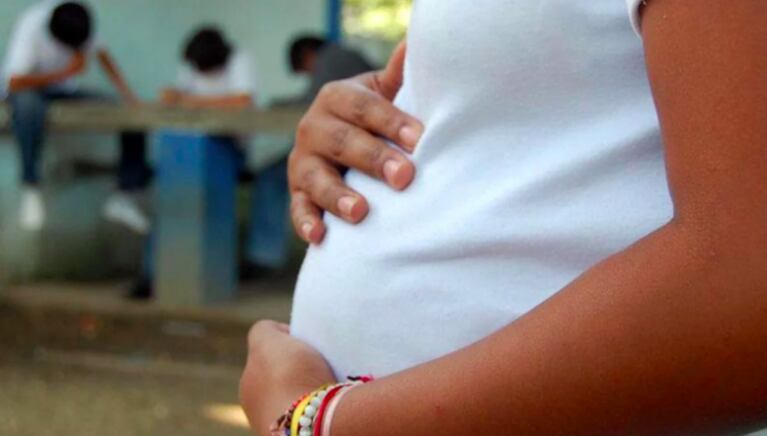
xmin=291 ymin=0 xmax=672 ymax=379
xmin=2 ymin=0 xmax=99 ymax=96
xmin=175 ymin=51 xmax=256 ymax=97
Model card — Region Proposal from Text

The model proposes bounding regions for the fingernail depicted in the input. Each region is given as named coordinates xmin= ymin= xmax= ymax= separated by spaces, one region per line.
xmin=399 ymin=125 xmax=422 ymax=150
xmin=338 ymin=196 xmax=358 ymax=218
xmin=301 ymin=222 xmax=313 ymax=241
xmin=383 ymin=160 xmax=403 ymax=187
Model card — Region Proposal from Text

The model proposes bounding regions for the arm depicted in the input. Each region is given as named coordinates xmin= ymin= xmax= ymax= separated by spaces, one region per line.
xmin=330 ymin=1 xmax=767 ymax=434
xmin=160 ymin=88 xmax=253 ymax=109
xmin=242 ymin=1 xmax=767 ymax=434
xmin=96 ymin=49 xmax=139 ymax=104
xmin=8 ymin=52 xmax=86 ymax=92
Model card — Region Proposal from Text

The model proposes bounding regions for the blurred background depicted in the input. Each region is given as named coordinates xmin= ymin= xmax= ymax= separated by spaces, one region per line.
xmin=0 ymin=1 xmax=409 ymax=435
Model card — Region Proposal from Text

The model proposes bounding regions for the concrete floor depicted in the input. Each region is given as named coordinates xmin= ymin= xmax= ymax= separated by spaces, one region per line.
xmin=8 ymin=280 xmax=766 ymax=436
xmin=4 ymin=279 xmax=295 ymax=324
xmin=0 ymin=351 xmax=251 ymax=436
xmin=0 ymin=278 xmax=295 ymax=436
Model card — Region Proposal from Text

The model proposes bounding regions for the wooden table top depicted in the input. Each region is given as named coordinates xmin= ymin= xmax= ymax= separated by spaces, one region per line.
xmin=0 ymin=102 xmax=306 ymax=135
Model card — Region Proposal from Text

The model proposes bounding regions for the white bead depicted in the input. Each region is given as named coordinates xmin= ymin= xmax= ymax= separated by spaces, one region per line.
xmin=299 ymin=416 xmax=313 ymax=427
xmin=300 ymin=429 xmax=312 ymax=436
xmin=317 ymin=390 xmax=328 ymax=399
xmin=304 ymin=405 xmax=317 ymax=417
xmin=310 ymin=397 xmax=322 ymax=407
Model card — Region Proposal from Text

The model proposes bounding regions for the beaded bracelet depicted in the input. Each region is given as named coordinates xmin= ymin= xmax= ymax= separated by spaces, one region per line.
xmin=293 ymin=385 xmax=333 ymax=436
xmin=270 ymin=392 xmax=311 ymax=436
xmin=311 ymin=384 xmax=346 ymax=436
xmin=291 ymin=393 xmax=316 ymax=436
xmin=270 ymin=376 xmax=373 ymax=436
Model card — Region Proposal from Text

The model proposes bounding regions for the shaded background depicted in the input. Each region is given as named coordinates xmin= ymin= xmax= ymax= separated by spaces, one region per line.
xmin=0 ymin=1 xmax=408 ymax=435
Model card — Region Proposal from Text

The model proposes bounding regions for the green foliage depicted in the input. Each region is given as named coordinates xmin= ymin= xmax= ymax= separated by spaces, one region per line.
xmin=344 ymin=0 xmax=412 ymax=40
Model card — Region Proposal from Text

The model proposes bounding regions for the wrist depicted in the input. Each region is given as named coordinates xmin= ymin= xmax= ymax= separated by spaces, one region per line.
xmin=260 ymin=384 xmax=315 ymax=436
xmin=267 ymin=376 xmax=372 ymax=436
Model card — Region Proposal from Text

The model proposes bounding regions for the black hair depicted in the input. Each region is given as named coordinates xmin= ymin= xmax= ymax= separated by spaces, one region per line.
xmin=289 ymin=35 xmax=327 ymax=72
xmin=183 ymin=26 xmax=233 ymax=73
xmin=49 ymin=2 xmax=92 ymax=50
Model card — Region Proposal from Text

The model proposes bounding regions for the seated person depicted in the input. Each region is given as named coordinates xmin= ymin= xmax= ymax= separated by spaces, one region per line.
xmin=281 ymin=34 xmax=374 ymax=105
xmin=2 ymin=1 xmax=150 ymax=232
xmin=130 ymin=27 xmax=288 ymax=299
xmin=166 ymin=26 xmax=291 ymax=277
xmin=240 ymin=1 xmax=767 ymax=435
xmin=161 ymin=27 xmax=254 ymax=110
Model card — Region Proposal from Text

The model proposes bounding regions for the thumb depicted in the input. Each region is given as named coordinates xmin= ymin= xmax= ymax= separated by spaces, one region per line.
xmin=376 ymin=40 xmax=407 ymax=101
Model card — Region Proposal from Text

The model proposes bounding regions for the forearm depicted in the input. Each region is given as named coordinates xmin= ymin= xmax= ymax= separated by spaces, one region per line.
xmin=333 ymin=221 xmax=767 ymax=435
xmin=8 ymin=69 xmax=77 ymax=92
xmin=97 ymin=51 xmax=136 ymax=102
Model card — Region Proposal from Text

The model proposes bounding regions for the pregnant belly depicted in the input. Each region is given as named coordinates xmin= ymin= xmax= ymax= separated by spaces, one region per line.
xmin=289 ymin=129 xmax=671 ymax=379
xmin=288 ymin=173 xmax=579 ymax=379
xmin=290 ymin=217 xmax=534 ymax=379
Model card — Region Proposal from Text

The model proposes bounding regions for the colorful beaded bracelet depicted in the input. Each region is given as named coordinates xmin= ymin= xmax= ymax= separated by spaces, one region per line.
xmin=270 ymin=392 xmax=312 ymax=436
xmin=270 ymin=376 xmax=373 ymax=436
xmin=293 ymin=385 xmax=332 ymax=436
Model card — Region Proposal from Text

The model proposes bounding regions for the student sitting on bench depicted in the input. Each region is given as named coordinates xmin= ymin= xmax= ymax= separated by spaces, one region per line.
xmin=129 ymin=27 xmax=288 ymax=299
xmin=164 ymin=26 xmax=290 ymax=277
xmin=2 ymin=1 xmax=150 ymax=232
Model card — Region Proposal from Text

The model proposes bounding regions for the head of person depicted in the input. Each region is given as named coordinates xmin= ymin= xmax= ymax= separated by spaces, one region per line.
xmin=289 ymin=35 xmax=328 ymax=74
xmin=49 ymin=2 xmax=93 ymax=50
xmin=183 ymin=26 xmax=233 ymax=73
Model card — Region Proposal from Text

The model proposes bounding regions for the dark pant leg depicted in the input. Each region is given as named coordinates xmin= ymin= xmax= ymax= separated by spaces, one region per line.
xmin=9 ymin=90 xmax=49 ymax=185
xmin=118 ymin=131 xmax=151 ymax=192
xmin=48 ymin=90 xmax=151 ymax=192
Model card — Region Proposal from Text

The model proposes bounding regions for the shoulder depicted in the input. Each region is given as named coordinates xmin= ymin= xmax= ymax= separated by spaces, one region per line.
xmin=320 ymin=44 xmax=369 ymax=65
xmin=14 ymin=3 xmax=50 ymax=35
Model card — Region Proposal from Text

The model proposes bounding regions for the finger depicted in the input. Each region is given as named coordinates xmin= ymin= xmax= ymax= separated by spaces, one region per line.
xmin=320 ymin=82 xmax=423 ymax=152
xmin=293 ymin=155 xmax=370 ymax=224
xmin=309 ymin=118 xmax=416 ymax=191
xmin=290 ymin=191 xmax=327 ymax=244
xmin=376 ymin=40 xmax=407 ymax=100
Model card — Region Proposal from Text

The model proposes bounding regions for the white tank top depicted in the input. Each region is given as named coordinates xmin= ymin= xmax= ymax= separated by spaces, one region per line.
xmin=291 ymin=0 xmax=671 ymax=379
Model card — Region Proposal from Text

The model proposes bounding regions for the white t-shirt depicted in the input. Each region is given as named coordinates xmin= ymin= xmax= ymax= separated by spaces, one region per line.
xmin=175 ymin=51 xmax=256 ymax=97
xmin=291 ymin=0 xmax=671 ymax=379
xmin=2 ymin=0 xmax=99 ymax=95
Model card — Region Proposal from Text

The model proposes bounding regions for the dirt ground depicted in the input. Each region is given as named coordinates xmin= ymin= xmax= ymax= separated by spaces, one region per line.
xmin=0 ymin=353 xmax=252 ymax=436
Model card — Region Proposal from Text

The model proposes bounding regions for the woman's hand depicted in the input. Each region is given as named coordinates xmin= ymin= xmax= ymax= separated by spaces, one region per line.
xmin=239 ymin=321 xmax=336 ymax=435
xmin=289 ymin=41 xmax=423 ymax=244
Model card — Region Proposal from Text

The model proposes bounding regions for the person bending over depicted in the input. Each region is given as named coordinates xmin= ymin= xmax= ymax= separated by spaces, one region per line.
xmin=161 ymin=27 xmax=254 ymax=110
xmin=128 ymin=27 xmax=290 ymax=299
xmin=241 ymin=0 xmax=767 ymax=435
xmin=2 ymin=0 xmax=150 ymax=232
xmin=286 ymin=35 xmax=374 ymax=105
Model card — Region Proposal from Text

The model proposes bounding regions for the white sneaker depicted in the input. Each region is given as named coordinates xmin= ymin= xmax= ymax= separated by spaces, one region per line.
xmin=103 ymin=193 xmax=149 ymax=235
xmin=19 ymin=187 xmax=45 ymax=231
